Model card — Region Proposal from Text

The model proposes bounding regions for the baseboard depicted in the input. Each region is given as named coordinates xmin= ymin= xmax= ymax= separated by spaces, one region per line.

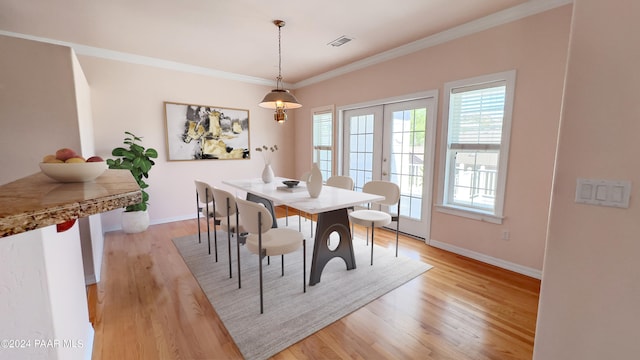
xmin=102 ymin=213 xmax=197 ymax=233
xmin=151 ymin=214 xmax=197 ymax=226
xmin=428 ymin=239 xmax=542 ymax=279
xmin=101 ymin=214 xmax=542 ymax=280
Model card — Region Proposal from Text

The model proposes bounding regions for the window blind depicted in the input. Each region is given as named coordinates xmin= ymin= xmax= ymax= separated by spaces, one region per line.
xmin=448 ymin=82 xmax=506 ymax=147
xmin=313 ymin=112 xmax=332 ymax=147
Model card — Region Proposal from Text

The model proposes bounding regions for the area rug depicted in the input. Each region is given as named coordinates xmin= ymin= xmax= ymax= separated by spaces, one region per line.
xmin=172 ymin=216 xmax=432 ymax=360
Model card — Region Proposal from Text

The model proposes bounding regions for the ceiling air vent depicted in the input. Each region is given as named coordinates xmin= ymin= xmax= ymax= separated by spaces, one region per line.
xmin=328 ymin=36 xmax=353 ymax=47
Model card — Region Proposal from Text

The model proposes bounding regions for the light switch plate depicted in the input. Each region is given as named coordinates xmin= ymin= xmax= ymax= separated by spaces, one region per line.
xmin=575 ymin=178 xmax=631 ymax=208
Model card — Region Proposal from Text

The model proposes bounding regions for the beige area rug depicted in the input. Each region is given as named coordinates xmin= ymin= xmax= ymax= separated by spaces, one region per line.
xmin=172 ymin=216 xmax=432 ymax=360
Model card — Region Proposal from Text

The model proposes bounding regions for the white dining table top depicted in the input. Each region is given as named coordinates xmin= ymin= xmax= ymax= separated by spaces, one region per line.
xmin=223 ymin=177 xmax=383 ymax=214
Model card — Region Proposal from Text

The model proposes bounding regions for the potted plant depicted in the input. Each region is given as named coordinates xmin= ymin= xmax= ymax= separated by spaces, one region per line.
xmin=107 ymin=131 xmax=158 ymax=233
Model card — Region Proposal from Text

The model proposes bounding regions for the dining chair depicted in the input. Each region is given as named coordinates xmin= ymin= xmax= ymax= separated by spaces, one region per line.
xmin=348 ymin=180 xmax=400 ymax=265
xmin=326 ymin=175 xmax=356 ymax=242
xmin=326 ymin=175 xmax=354 ymax=190
xmin=212 ymin=188 xmax=246 ymax=283
xmin=194 ymin=180 xmax=220 ymax=260
xmin=236 ymin=197 xmax=306 ymax=314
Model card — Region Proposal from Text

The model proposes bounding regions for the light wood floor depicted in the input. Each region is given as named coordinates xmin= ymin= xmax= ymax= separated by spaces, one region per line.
xmin=89 ymin=208 xmax=540 ymax=360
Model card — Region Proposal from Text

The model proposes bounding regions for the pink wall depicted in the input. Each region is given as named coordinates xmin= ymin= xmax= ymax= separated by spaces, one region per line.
xmin=0 ymin=35 xmax=112 ymax=285
xmin=77 ymin=56 xmax=297 ymax=230
xmin=534 ymin=0 xmax=640 ymax=358
xmin=0 ymin=35 xmax=82 ymax=184
xmin=293 ymin=6 xmax=572 ymax=271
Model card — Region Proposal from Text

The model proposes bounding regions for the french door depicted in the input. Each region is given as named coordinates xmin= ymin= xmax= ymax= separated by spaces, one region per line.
xmin=342 ymin=95 xmax=436 ymax=239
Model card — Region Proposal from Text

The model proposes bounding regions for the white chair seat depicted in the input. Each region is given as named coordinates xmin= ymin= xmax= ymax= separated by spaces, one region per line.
xmin=236 ymin=197 xmax=307 ymax=313
xmin=219 ymin=214 xmax=246 ymax=233
xmin=349 ymin=209 xmax=392 ymax=228
xmin=246 ymin=228 xmax=303 ymax=256
xmin=347 ymin=181 xmax=401 ymax=265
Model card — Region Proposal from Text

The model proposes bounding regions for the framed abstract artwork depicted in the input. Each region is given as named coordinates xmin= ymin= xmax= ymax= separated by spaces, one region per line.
xmin=164 ymin=101 xmax=250 ymax=161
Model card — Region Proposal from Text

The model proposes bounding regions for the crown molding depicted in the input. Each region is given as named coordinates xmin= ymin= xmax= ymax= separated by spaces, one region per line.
xmin=0 ymin=30 xmax=275 ymax=87
xmin=1 ymin=0 xmax=572 ymax=89
xmin=293 ymin=0 xmax=573 ymax=89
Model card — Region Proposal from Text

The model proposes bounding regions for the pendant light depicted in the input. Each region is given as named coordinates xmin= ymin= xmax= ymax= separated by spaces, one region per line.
xmin=259 ymin=20 xmax=302 ymax=123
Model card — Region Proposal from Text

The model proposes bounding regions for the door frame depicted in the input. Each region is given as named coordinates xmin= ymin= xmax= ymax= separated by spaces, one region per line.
xmin=337 ymin=90 xmax=438 ymax=241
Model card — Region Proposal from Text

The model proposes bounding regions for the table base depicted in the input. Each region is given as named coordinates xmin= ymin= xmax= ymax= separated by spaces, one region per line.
xmin=243 ymin=193 xmax=357 ymax=286
xmin=309 ymin=208 xmax=356 ymax=286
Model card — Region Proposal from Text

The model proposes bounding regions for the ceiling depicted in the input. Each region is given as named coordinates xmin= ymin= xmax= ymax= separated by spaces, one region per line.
xmin=1 ymin=0 xmax=566 ymax=86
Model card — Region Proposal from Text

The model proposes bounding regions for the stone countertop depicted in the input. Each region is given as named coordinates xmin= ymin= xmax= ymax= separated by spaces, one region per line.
xmin=0 ymin=169 xmax=142 ymax=237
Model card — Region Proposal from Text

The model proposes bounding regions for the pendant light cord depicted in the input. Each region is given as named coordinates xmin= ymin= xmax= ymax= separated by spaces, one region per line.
xmin=277 ymin=22 xmax=283 ymax=89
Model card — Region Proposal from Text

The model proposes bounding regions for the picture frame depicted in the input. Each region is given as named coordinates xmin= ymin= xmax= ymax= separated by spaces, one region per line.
xmin=164 ymin=101 xmax=250 ymax=161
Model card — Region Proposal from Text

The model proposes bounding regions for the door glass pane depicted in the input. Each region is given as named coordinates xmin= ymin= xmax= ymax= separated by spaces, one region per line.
xmin=365 ymin=133 xmax=374 ymax=152
xmin=357 ymin=134 xmax=366 ymax=152
xmin=348 ymin=114 xmax=375 ymax=192
xmin=389 ymin=108 xmax=426 ymax=221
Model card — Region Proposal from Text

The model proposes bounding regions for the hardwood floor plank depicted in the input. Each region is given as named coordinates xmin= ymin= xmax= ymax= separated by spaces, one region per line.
xmin=91 ymin=210 xmax=540 ymax=359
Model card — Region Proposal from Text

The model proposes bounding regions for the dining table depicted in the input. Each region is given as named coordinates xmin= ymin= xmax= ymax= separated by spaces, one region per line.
xmin=222 ymin=176 xmax=384 ymax=286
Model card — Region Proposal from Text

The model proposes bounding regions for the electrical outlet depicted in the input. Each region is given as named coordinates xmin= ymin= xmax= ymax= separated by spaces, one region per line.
xmin=502 ymin=230 xmax=510 ymax=241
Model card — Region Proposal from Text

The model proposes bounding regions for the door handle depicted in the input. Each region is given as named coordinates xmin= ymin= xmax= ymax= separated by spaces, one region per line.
xmin=382 ymin=171 xmax=388 ymax=176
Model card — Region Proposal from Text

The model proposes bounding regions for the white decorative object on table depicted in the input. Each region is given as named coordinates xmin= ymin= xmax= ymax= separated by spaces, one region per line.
xmin=261 ymin=164 xmax=275 ymax=184
xmin=255 ymin=144 xmax=278 ymax=183
xmin=306 ymin=163 xmax=323 ymax=198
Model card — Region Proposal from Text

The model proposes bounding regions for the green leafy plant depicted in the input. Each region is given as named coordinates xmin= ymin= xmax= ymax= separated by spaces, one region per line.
xmin=107 ymin=131 xmax=158 ymax=212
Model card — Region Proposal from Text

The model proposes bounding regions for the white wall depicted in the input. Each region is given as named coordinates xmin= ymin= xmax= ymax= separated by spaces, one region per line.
xmin=72 ymin=50 xmax=105 ymax=284
xmin=0 ymin=229 xmax=55 ymax=359
xmin=534 ymin=0 xmax=640 ymax=358
xmin=0 ymin=224 xmax=92 ymax=360
xmin=42 ymin=223 xmax=93 ymax=360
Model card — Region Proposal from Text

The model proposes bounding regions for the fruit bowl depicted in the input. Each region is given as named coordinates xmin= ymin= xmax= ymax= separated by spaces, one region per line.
xmin=39 ymin=162 xmax=107 ymax=183
xmin=282 ymin=180 xmax=300 ymax=188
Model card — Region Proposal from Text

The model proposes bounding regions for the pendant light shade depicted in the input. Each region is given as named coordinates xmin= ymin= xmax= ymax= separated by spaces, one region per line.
xmin=259 ymin=89 xmax=302 ymax=109
xmin=259 ymin=20 xmax=301 ymax=123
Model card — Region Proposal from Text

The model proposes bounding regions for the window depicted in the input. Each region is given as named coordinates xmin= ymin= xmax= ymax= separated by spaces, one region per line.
xmin=312 ymin=106 xmax=334 ymax=181
xmin=439 ymin=70 xmax=515 ymax=223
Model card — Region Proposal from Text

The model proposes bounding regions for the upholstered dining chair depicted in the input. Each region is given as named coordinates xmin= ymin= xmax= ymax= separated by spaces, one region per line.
xmin=194 ymin=180 xmax=220 ymax=260
xmin=236 ymin=197 xmax=306 ymax=314
xmin=212 ymin=188 xmax=246 ymax=283
xmin=326 ymin=175 xmax=356 ymax=239
xmin=348 ymin=180 xmax=400 ymax=265
xmin=326 ymin=175 xmax=354 ymax=190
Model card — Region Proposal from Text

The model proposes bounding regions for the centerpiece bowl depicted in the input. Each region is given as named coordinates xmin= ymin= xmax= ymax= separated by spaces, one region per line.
xmin=39 ymin=162 xmax=107 ymax=183
xmin=282 ymin=180 xmax=300 ymax=188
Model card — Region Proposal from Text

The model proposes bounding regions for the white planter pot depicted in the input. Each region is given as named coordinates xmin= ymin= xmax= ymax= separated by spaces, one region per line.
xmin=121 ymin=210 xmax=149 ymax=233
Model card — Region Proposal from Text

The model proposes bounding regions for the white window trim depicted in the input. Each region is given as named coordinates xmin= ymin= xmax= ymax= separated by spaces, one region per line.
xmin=437 ymin=70 xmax=516 ymax=224
xmin=311 ymin=105 xmax=336 ymax=176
